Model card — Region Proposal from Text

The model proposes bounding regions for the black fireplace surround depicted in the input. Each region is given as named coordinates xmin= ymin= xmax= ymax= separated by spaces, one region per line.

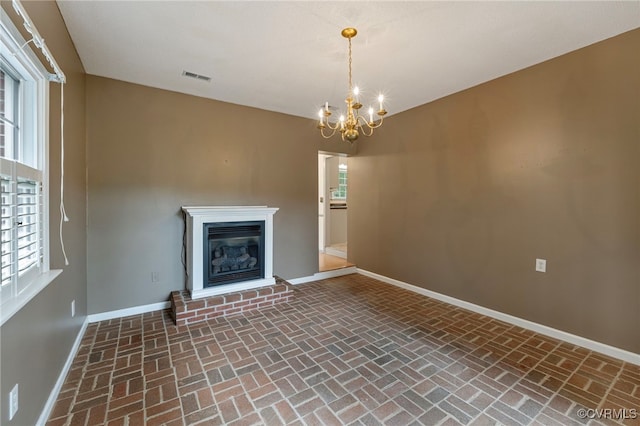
xmin=203 ymin=221 xmax=265 ymax=287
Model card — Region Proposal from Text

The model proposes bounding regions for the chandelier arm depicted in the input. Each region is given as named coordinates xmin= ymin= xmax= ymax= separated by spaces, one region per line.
xmin=355 ymin=114 xmax=381 ymax=130
xmin=354 ymin=114 xmax=368 ymax=127
xmin=319 ymin=126 xmax=338 ymax=139
xmin=361 ymin=126 xmax=374 ymax=137
xmin=356 ymin=116 xmax=375 ymax=137
xmin=325 ymin=119 xmax=341 ymax=131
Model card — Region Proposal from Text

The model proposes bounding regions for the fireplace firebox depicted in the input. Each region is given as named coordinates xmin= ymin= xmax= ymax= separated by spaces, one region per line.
xmin=204 ymin=221 xmax=265 ymax=287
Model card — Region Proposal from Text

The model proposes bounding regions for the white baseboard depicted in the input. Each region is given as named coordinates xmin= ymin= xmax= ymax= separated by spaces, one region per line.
xmin=87 ymin=301 xmax=171 ymax=323
xmin=357 ymin=268 xmax=640 ymax=366
xmin=37 ymin=318 xmax=88 ymax=426
xmin=288 ymin=266 xmax=357 ymax=285
xmin=324 ymin=247 xmax=347 ymax=259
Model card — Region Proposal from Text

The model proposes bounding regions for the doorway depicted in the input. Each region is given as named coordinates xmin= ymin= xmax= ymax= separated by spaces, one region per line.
xmin=318 ymin=153 xmax=354 ymax=272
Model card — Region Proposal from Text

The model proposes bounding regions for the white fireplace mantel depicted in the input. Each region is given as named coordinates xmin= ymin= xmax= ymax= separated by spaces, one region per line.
xmin=182 ymin=206 xmax=279 ymax=299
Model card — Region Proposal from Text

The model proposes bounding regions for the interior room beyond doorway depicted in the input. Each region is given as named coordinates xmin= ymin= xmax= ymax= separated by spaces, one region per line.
xmin=318 ymin=153 xmax=354 ymax=272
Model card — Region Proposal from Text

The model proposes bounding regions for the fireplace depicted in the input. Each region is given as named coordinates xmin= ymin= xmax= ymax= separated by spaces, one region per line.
xmin=182 ymin=206 xmax=279 ymax=299
xmin=204 ymin=221 xmax=264 ymax=287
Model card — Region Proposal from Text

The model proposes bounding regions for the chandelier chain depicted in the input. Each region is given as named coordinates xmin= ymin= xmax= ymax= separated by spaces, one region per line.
xmin=348 ymin=36 xmax=353 ymax=92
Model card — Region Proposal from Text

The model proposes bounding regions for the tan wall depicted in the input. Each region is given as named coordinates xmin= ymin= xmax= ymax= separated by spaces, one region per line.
xmin=326 ymin=156 xmax=348 ymax=246
xmin=0 ymin=1 xmax=87 ymax=425
xmin=329 ymin=208 xmax=347 ymax=246
xmin=349 ymin=29 xmax=640 ymax=354
xmin=86 ymin=76 xmax=355 ymax=314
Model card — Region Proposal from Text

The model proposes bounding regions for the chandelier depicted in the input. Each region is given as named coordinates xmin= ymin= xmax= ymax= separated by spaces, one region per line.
xmin=317 ymin=28 xmax=387 ymax=143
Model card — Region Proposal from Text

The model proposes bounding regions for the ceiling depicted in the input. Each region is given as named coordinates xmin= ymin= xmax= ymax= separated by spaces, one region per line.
xmin=56 ymin=1 xmax=640 ymax=120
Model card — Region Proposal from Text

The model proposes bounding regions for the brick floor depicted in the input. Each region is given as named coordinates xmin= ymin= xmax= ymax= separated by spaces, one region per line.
xmin=47 ymin=274 xmax=640 ymax=425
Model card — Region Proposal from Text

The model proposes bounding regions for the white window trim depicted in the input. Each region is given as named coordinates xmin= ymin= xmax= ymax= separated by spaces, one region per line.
xmin=1 ymin=8 xmax=61 ymax=326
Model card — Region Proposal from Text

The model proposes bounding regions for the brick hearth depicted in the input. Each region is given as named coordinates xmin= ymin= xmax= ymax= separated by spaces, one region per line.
xmin=170 ymin=278 xmax=294 ymax=326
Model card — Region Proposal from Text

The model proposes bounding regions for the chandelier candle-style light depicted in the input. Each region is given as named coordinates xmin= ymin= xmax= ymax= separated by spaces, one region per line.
xmin=318 ymin=27 xmax=387 ymax=143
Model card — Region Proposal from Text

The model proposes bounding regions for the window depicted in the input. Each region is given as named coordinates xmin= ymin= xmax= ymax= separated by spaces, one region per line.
xmin=1 ymin=9 xmax=57 ymax=324
xmin=331 ymin=167 xmax=348 ymax=200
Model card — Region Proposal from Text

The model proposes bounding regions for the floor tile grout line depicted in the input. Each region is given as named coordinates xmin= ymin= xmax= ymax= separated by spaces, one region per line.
xmin=478 ymin=321 xmax=612 ymax=425
xmin=348 ymin=280 xmax=516 ymax=424
xmin=202 ymin=316 xmax=228 ymax=423
xmin=177 ymin=311 xmax=194 ymax=425
xmin=340 ymin=279 xmax=621 ymax=426
xmin=477 ymin=335 xmax=564 ymax=426
xmin=394 ymin=285 xmax=622 ymax=426
xmin=404 ymin=300 xmax=538 ymax=425
xmin=314 ymin=292 xmax=453 ymax=421
xmin=591 ymin=359 xmax=628 ymax=426
xmin=528 ymin=345 xmax=595 ymax=426
xmin=417 ymin=307 xmax=562 ymax=426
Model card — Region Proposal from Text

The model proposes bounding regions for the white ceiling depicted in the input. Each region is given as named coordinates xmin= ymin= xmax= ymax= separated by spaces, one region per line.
xmin=56 ymin=1 xmax=640 ymax=120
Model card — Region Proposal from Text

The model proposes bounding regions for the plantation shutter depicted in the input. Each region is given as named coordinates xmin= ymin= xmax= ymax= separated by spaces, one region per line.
xmin=16 ymin=178 xmax=42 ymax=277
xmin=1 ymin=172 xmax=14 ymax=286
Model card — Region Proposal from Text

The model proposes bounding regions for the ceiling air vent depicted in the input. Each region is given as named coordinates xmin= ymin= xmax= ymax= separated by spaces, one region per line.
xmin=182 ymin=70 xmax=211 ymax=82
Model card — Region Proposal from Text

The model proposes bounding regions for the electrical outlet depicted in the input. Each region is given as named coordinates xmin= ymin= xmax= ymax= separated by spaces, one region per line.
xmin=9 ymin=383 xmax=18 ymax=420
xmin=71 ymin=300 xmax=75 ymax=317
xmin=151 ymin=271 xmax=160 ymax=283
xmin=535 ymin=258 xmax=547 ymax=273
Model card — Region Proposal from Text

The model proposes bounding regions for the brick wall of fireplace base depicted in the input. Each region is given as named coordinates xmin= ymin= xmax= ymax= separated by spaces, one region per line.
xmin=170 ymin=279 xmax=294 ymax=326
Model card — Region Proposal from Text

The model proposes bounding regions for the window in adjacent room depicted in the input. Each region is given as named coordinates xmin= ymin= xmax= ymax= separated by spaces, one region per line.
xmin=331 ymin=165 xmax=348 ymax=200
